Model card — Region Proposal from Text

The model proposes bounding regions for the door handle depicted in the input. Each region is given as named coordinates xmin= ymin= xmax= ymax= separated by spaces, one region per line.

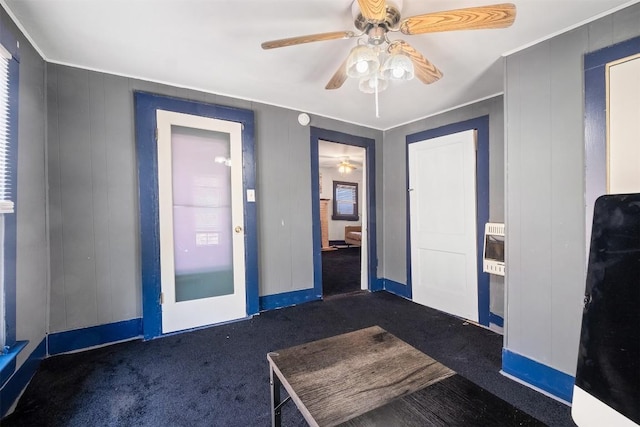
xmin=235 ymin=226 xmax=243 ymax=233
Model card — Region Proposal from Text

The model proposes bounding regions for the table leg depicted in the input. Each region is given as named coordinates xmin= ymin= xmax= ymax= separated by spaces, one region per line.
xmin=270 ymin=365 xmax=282 ymax=427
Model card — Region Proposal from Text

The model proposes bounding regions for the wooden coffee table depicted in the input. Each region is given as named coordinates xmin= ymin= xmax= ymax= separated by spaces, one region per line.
xmin=267 ymin=326 xmax=545 ymax=426
xmin=267 ymin=326 xmax=455 ymax=426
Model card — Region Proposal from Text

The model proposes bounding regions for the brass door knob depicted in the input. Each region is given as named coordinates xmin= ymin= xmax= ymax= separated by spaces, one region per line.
xmin=235 ymin=226 xmax=242 ymax=233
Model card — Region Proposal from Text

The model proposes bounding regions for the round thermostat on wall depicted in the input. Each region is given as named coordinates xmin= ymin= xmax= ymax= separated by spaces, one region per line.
xmin=297 ymin=113 xmax=310 ymax=126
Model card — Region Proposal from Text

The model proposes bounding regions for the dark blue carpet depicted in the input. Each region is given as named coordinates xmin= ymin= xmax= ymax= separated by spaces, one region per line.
xmin=322 ymin=246 xmax=361 ymax=296
xmin=3 ymin=292 xmax=575 ymax=426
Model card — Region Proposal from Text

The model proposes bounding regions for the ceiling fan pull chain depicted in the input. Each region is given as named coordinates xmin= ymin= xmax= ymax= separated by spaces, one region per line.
xmin=375 ymin=75 xmax=380 ymax=118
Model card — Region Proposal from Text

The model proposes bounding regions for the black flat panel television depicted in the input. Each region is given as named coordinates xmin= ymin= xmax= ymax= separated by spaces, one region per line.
xmin=572 ymin=193 xmax=640 ymax=426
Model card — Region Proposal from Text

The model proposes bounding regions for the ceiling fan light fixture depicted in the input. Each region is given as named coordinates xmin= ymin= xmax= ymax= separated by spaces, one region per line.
xmin=381 ymin=53 xmax=414 ymax=81
xmin=358 ymin=74 xmax=388 ymax=93
xmin=262 ymin=1 xmax=516 ymax=109
xmin=338 ymin=159 xmax=356 ymax=174
xmin=338 ymin=164 xmax=352 ymax=174
xmin=346 ymin=45 xmax=379 ymax=78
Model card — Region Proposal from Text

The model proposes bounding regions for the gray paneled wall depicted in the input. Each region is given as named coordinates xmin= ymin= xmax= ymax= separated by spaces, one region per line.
xmin=381 ymin=96 xmax=505 ymax=316
xmin=254 ymin=104 xmax=315 ymax=296
xmin=504 ymin=3 xmax=640 ymax=375
xmin=46 ymin=64 xmax=382 ymax=332
xmin=47 ymin=66 xmax=141 ymax=332
xmin=1 ymin=8 xmax=48 ymax=367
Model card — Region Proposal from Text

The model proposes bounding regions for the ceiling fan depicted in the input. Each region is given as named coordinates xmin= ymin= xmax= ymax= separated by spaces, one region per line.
xmin=337 ymin=158 xmax=358 ymax=174
xmin=261 ymin=0 xmax=516 ymax=91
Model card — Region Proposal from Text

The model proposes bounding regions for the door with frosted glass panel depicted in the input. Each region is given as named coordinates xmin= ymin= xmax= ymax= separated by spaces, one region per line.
xmin=157 ymin=110 xmax=246 ymax=333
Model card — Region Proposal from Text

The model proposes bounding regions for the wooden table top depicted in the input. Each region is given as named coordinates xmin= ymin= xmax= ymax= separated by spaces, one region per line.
xmin=267 ymin=326 xmax=455 ymax=427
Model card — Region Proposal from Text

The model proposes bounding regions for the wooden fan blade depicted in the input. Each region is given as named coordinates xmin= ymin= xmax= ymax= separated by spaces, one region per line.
xmin=326 ymin=58 xmax=348 ymax=90
xmin=261 ymin=31 xmax=355 ymax=49
xmin=400 ymin=3 xmax=516 ymax=35
xmin=357 ymin=0 xmax=387 ymax=22
xmin=389 ymin=41 xmax=443 ymax=85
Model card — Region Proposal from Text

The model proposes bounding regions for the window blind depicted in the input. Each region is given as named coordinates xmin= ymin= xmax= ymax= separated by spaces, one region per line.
xmin=334 ymin=183 xmax=358 ymax=216
xmin=0 ymin=44 xmax=13 ymax=214
xmin=335 ymin=183 xmax=356 ymax=216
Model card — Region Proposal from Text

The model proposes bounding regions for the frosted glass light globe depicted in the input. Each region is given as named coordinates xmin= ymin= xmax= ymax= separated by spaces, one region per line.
xmin=380 ymin=53 xmax=415 ymax=81
xmin=392 ymin=67 xmax=405 ymax=78
xmin=346 ymin=45 xmax=379 ymax=78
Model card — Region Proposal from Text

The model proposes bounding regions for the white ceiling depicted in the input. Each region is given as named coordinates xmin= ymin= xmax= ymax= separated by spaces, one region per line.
xmin=3 ymin=0 xmax=636 ymax=130
xmin=319 ymin=139 xmax=365 ymax=168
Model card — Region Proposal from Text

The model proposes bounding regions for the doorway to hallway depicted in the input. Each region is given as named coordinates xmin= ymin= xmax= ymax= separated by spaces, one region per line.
xmin=310 ymin=128 xmax=377 ymax=298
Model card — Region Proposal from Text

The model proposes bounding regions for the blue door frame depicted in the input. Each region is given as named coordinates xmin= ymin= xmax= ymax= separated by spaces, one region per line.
xmin=311 ymin=128 xmax=379 ymax=296
xmin=134 ymin=92 xmax=259 ymax=340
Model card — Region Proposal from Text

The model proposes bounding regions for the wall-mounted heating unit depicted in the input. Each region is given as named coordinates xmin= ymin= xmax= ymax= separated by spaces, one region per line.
xmin=483 ymin=223 xmax=505 ymax=276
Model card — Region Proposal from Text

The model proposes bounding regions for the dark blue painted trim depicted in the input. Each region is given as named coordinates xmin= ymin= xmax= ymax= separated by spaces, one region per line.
xmin=489 ymin=312 xmax=504 ymax=328
xmin=134 ymin=92 xmax=259 ymax=340
xmin=405 ymin=116 xmax=491 ymax=326
xmin=0 ymin=339 xmax=45 ymax=417
xmin=48 ymin=318 xmax=142 ymax=356
xmin=584 ymin=35 xmax=640 ymax=71
xmin=382 ymin=278 xmax=410 ymax=298
xmin=310 ymin=127 xmax=377 ymax=299
xmin=0 ymin=340 xmax=27 ymax=387
xmin=241 ymin=113 xmax=259 ymax=316
xmin=3 ymin=47 xmax=19 ymax=349
xmin=133 ymin=92 xmax=162 ymax=340
xmin=502 ymin=348 xmax=574 ymax=403
xmin=259 ymin=289 xmax=322 ymax=312
xmin=371 ymin=278 xmax=384 ymax=292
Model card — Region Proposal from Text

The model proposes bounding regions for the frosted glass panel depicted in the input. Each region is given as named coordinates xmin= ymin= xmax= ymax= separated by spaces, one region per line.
xmin=171 ymin=126 xmax=233 ymax=302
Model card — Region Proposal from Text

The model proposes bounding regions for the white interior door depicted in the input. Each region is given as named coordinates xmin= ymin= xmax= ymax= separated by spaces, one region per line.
xmin=157 ymin=110 xmax=246 ymax=333
xmin=409 ymin=129 xmax=479 ymax=322
xmin=607 ymin=54 xmax=640 ymax=194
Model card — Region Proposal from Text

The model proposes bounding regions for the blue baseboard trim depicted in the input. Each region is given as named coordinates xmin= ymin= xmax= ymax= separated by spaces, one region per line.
xmin=1 ymin=338 xmax=45 ymax=417
xmin=0 ymin=341 xmax=28 ymax=388
xmin=259 ymin=289 xmax=322 ymax=312
xmin=489 ymin=312 xmax=504 ymax=327
xmin=502 ymin=348 xmax=574 ymax=403
xmin=382 ymin=278 xmax=410 ymax=298
xmin=370 ymin=277 xmax=384 ymax=292
xmin=48 ymin=318 xmax=143 ymax=356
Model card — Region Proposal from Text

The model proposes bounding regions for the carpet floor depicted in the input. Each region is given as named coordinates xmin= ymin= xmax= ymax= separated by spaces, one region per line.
xmin=3 ymin=292 xmax=576 ymax=426
xmin=322 ymin=246 xmax=361 ymax=296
